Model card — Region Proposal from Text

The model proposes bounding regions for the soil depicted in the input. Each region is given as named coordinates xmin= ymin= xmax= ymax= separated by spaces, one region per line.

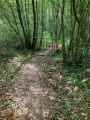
xmin=0 ymin=47 xmax=57 ymax=120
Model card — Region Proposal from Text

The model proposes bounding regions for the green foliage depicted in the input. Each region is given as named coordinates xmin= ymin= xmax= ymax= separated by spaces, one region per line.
xmin=70 ymin=114 xmax=82 ymax=120
xmin=44 ymin=52 xmax=89 ymax=120
xmin=57 ymin=98 xmax=72 ymax=111
xmin=0 ymin=0 xmax=89 ymax=119
xmin=42 ymin=67 xmax=50 ymax=73
xmin=43 ymin=31 xmax=51 ymax=40
xmin=4 ymin=102 xmax=12 ymax=109
xmin=87 ymin=69 xmax=90 ymax=73
xmin=53 ymin=57 xmax=62 ymax=63
xmin=83 ymin=90 xmax=90 ymax=102
xmin=43 ymin=66 xmax=56 ymax=73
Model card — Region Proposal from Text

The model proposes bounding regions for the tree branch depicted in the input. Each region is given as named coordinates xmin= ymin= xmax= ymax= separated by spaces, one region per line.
xmin=73 ymin=0 xmax=80 ymax=24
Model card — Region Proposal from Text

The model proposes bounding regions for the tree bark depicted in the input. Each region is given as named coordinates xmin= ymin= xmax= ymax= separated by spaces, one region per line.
xmin=72 ymin=0 xmax=80 ymax=24
xmin=61 ymin=0 xmax=66 ymax=62
xmin=36 ymin=0 xmax=38 ymax=39
xmin=16 ymin=0 xmax=26 ymax=40
xmin=67 ymin=0 xmax=76 ymax=60
xmin=40 ymin=0 xmax=44 ymax=46
xmin=32 ymin=0 xmax=37 ymax=50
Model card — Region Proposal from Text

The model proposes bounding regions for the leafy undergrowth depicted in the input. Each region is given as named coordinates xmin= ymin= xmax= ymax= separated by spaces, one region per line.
xmin=42 ymin=52 xmax=90 ymax=120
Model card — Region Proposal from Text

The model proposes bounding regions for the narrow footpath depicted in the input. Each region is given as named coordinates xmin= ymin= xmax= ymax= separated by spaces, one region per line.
xmin=2 ymin=47 xmax=57 ymax=120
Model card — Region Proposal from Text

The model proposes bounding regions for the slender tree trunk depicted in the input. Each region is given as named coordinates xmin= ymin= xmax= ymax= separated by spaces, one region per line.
xmin=27 ymin=0 xmax=31 ymax=47
xmin=16 ymin=0 xmax=31 ymax=49
xmin=21 ymin=0 xmax=27 ymax=33
xmin=32 ymin=0 xmax=37 ymax=50
xmin=40 ymin=0 xmax=44 ymax=46
xmin=67 ymin=0 xmax=76 ymax=60
xmin=61 ymin=0 xmax=66 ymax=62
xmin=36 ymin=0 xmax=38 ymax=39
xmin=55 ymin=9 xmax=59 ymax=39
xmin=16 ymin=0 xmax=26 ymax=40
xmin=25 ymin=0 xmax=28 ymax=33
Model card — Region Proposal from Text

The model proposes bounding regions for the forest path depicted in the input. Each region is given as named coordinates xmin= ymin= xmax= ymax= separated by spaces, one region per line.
xmin=3 ymin=47 xmax=57 ymax=120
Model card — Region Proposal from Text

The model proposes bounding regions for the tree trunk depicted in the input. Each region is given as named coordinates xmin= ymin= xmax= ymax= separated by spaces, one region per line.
xmin=32 ymin=0 xmax=37 ymax=50
xmin=40 ymin=0 xmax=44 ymax=46
xmin=16 ymin=0 xmax=31 ymax=49
xmin=67 ymin=0 xmax=76 ymax=60
xmin=61 ymin=0 xmax=66 ymax=62
xmin=36 ymin=0 xmax=38 ymax=39
xmin=55 ymin=9 xmax=59 ymax=39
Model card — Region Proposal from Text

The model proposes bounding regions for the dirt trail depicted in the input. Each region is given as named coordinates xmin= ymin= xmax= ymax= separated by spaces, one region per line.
xmin=3 ymin=47 xmax=57 ymax=120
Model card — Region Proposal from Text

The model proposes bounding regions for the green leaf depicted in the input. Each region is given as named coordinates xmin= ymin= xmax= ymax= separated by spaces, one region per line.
xmin=87 ymin=69 xmax=90 ymax=73
xmin=82 ymin=78 xmax=88 ymax=83
xmin=74 ymin=87 xmax=78 ymax=91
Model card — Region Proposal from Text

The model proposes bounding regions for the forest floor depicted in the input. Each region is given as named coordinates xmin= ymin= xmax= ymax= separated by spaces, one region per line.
xmin=0 ymin=46 xmax=89 ymax=120
xmin=0 ymin=47 xmax=57 ymax=120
